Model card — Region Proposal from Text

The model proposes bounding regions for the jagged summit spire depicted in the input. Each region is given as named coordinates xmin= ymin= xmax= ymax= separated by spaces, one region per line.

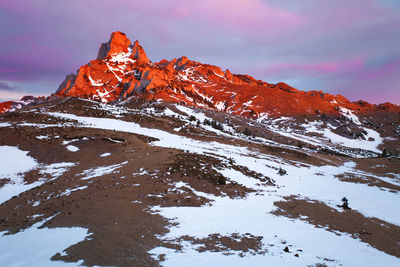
xmin=97 ymin=31 xmax=132 ymax=60
xmin=96 ymin=31 xmax=149 ymax=63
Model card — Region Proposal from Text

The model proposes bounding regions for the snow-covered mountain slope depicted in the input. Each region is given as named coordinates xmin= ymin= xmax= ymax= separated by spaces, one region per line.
xmin=0 ymin=96 xmax=46 ymax=114
xmin=53 ymin=31 xmax=400 ymax=118
xmin=0 ymin=98 xmax=399 ymax=266
xmin=0 ymin=31 xmax=389 ymax=117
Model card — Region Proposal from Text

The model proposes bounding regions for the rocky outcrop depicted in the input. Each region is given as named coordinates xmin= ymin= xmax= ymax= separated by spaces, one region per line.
xmin=56 ymin=73 xmax=76 ymax=94
xmin=29 ymin=31 xmax=400 ymax=117
xmin=0 ymin=96 xmax=46 ymax=113
xmin=97 ymin=31 xmax=132 ymax=60
xmin=0 ymin=101 xmax=14 ymax=114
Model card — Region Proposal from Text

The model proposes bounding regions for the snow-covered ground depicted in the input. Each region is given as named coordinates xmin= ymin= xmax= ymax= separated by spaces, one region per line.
xmin=259 ymin=117 xmax=383 ymax=156
xmin=0 ymin=146 xmax=76 ymax=205
xmin=0 ymin=146 xmax=39 ymax=204
xmin=0 ymin=217 xmax=88 ymax=266
xmin=0 ymin=146 xmax=38 ymax=178
xmin=301 ymin=121 xmax=382 ymax=153
xmin=39 ymin=162 xmax=76 ymax=179
xmin=0 ymin=146 xmax=88 ymax=266
xmin=150 ymin=161 xmax=400 ymax=266
xmin=78 ymin=161 xmax=128 ymax=180
xmin=42 ymin=110 xmax=400 ymax=266
xmin=1 ymin=103 xmax=398 ymax=266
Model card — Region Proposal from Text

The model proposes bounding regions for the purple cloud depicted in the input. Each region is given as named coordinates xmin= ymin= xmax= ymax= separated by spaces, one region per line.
xmin=0 ymin=81 xmax=13 ymax=90
xmin=172 ymin=0 xmax=303 ymax=37
xmin=259 ymin=58 xmax=366 ymax=78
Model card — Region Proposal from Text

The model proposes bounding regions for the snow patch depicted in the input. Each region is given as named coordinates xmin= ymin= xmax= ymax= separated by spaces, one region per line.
xmin=79 ymin=161 xmax=128 ymax=180
xmin=339 ymin=107 xmax=361 ymax=125
xmin=0 ymin=146 xmax=39 ymax=204
xmin=109 ymin=47 xmax=136 ymax=64
xmin=0 ymin=218 xmax=88 ymax=266
xmin=301 ymin=121 xmax=382 ymax=153
xmin=36 ymin=135 xmax=50 ymax=140
xmin=0 ymin=122 xmax=11 ymax=127
xmin=61 ymin=185 xmax=89 ymax=197
xmin=39 ymin=162 xmax=76 ymax=179
xmin=0 ymin=146 xmax=37 ymax=178
xmin=214 ymin=101 xmax=225 ymax=111
xmin=66 ymin=145 xmax=79 ymax=152
xmin=88 ymin=75 xmax=104 ymax=87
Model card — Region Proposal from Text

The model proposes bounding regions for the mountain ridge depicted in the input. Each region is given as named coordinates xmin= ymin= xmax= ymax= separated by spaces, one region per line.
xmin=0 ymin=31 xmax=399 ymax=116
xmin=54 ymin=31 xmax=399 ymax=118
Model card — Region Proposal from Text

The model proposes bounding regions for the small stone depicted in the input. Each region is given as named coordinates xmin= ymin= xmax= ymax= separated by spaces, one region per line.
xmin=283 ymin=246 xmax=290 ymax=253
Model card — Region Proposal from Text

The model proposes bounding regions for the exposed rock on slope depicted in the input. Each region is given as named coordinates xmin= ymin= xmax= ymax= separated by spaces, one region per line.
xmin=54 ymin=31 xmax=400 ymax=118
xmin=0 ymin=96 xmax=44 ymax=113
xmin=0 ymin=101 xmax=13 ymax=114
xmin=1 ymin=31 xmax=399 ymax=116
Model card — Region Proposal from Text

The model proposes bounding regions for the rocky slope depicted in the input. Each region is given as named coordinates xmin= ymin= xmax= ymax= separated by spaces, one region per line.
xmin=2 ymin=31 xmax=398 ymax=117
xmin=0 ymin=98 xmax=399 ymax=266
xmin=0 ymin=96 xmax=45 ymax=114
xmin=55 ymin=31 xmax=399 ymax=118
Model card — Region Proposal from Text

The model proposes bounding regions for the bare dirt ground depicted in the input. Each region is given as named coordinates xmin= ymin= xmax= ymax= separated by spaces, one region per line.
xmin=0 ymin=104 xmax=262 ymax=266
xmin=0 ymin=98 xmax=399 ymax=266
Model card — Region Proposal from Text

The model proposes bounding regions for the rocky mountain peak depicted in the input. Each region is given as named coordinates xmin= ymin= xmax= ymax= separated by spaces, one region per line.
xmin=52 ymin=31 xmax=400 ymax=117
xmin=2 ymin=31 xmax=399 ymax=116
xmin=132 ymin=40 xmax=149 ymax=63
xmin=96 ymin=31 xmax=149 ymax=63
xmin=97 ymin=31 xmax=133 ymax=60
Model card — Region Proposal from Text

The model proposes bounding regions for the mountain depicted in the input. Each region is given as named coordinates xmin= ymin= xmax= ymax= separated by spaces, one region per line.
xmin=0 ymin=96 xmax=43 ymax=113
xmin=54 ymin=31 xmax=399 ymax=118
xmin=0 ymin=32 xmax=399 ymax=266
xmin=1 ymin=31 xmax=399 ymax=117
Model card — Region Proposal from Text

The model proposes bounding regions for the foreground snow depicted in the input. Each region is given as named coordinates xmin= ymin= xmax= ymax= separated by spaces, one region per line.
xmin=42 ymin=111 xmax=400 ymax=266
xmin=0 ymin=146 xmax=39 ymax=204
xmin=0 ymin=147 xmax=88 ymax=266
xmin=0 ymin=146 xmax=76 ymax=205
xmin=150 ymin=168 xmax=399 ymax=267
xmin=0 ymin=218 xmax=88 ymax=266
xmin=0 ymin=146 xmax=38 ymax=178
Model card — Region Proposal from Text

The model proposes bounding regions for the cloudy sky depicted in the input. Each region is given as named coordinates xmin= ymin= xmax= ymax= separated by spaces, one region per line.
xmin=1 ymin=0 xmax=399 ymax=104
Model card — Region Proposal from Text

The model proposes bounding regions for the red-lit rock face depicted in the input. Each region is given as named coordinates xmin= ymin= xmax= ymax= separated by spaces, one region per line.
xmin=0 ymin=101 xmax=14 ymax=113
xmin=53 ymin=31 xmax=398 ymax=117
xmin=1 ymin=32 xmax=398 ymax=115
xmin=0 ymin=96 xmax=47 ymax=114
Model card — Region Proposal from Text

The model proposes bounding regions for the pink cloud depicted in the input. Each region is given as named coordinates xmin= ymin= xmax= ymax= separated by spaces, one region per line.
xmin=357 ymin=58 xmax=400 ymax=80
xmin=65 ymin=0 xmax=303 ymax=40
xmin=0 ymin=67 xmax=17 ymax=74
xmin=173 ymin=0 xmax=303 ymax=37
xmin=261 ymin=58 xmax=366 ymax=77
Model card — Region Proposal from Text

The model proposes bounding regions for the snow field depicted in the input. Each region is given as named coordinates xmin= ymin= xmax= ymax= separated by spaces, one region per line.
xmin=45 ymin=111 xmax=400 ymax=266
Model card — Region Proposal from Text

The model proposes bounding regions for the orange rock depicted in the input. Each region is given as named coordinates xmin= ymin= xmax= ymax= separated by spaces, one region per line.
xmin=54 ymin=31 xmax=400 ymax=118
xmin=97 ymin=31 xmax=132 ymax=60
xmin=0 ymin=101 xmax=13 ymax=113
xmin=132 ymin=40 xmax=149 ymax=63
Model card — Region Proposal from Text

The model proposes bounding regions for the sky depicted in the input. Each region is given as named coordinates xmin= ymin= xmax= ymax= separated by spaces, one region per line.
xmin=0 ymin=0 xmax=399 ymax=104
